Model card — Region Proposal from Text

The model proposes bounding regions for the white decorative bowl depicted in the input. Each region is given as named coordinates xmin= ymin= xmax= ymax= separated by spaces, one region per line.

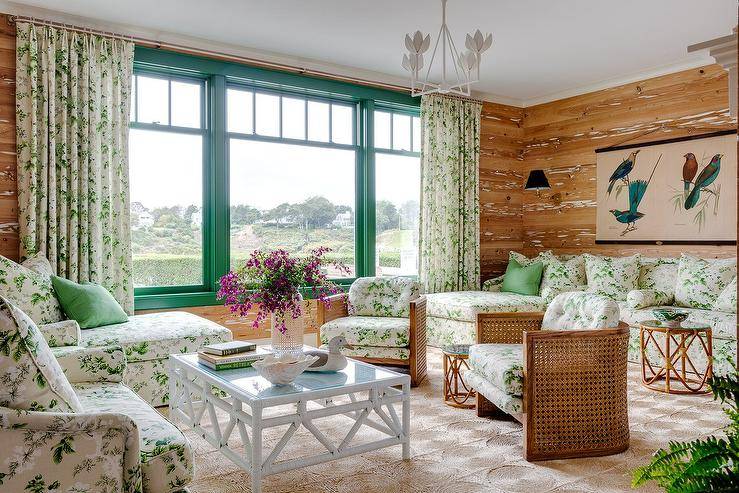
xmin=251 ymin=353 xmax=319 ymax=386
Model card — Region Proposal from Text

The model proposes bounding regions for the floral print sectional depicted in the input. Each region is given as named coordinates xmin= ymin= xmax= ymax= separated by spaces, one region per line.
xmin=425 ymin=252 xmax=737 ymax=376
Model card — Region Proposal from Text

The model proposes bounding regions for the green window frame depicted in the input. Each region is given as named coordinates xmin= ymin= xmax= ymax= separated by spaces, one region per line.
xmin=131 ymin=47 xmax=419 ymax=311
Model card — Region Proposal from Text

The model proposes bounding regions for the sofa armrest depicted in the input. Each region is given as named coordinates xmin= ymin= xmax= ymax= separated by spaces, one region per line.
xmin=0 ymin=406 xmax=142 ymax=492
xmin=476 ymin=312 xmax=544 ymax=344
xmin=37 ymin=319 xmax=81 ymax=347
xmin=51 ymin=345 xmax=127 ymax=384
xmin=522 ymin=323 xmax=630 ymax=460
xmin=627 ymin=289 xmax=674 ymax=309
xmin=482 ymin=275 xmax=505 ymax=292
xmin=316 ymin=292 xmax=349 ymax=325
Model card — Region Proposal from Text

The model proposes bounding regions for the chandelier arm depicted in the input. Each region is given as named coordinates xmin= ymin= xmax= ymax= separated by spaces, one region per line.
xmin=422 ymin=23 xmax=445 ymax=90
xmin=444 ymin=24 xmax=467 ymax=86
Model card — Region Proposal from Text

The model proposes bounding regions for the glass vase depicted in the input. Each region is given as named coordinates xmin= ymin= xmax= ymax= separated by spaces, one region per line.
xmin=270 ymin=294 xmax=304 ymax=355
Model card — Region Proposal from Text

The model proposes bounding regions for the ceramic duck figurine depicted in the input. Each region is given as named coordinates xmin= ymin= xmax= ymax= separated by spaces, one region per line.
xmin=304 ymin=336 xmax=352 ymax=372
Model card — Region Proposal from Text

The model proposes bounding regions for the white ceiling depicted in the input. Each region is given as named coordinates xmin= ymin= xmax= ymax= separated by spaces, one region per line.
xmin=3 ymin=0 xmax=736 ymax=105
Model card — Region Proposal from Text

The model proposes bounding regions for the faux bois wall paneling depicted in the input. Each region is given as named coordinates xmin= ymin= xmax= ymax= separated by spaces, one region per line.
xmin=0 ymin=15 xmax=16 ymax=261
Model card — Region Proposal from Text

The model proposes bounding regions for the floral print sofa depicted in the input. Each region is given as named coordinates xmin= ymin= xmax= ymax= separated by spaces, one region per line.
xmin=425 ymin=252 xmax=736 ymax=376
xmin=0 ymin=296 xmax=192 ymax=493
xmin=0 ymin=253 xmax=233 ymax=407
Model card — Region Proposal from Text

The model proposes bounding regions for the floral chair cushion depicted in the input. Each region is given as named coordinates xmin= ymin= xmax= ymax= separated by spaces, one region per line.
xmin=539 ymin=252 xmax=587 ymax=302
xmin=79 ymin=311 xmax=232 ymax=363
xmin=542 ymin=292 xmax=620 ymax=330
xmin=320 ymin=316 xmax=410 ymax=347
xmin=348 ymin=276 xmax=420 ymax=318
xmin=465 ymin=371 xmax=523 ymax=415
xmin=638 ymin=257 xmax=679 ymax=295
xmin=468 ymin=343 xmax=523 ymax=396
xmin=583 ymin=254 xmax=640 ymax=301
xmin=713 ymin=276 xmax=737 ymax=314
xmin=674 ymin=255 xmax=736 ymax=310
xmin=425 ymin=291 xmax=547 ymax=322
xmin=626 ymin=289 xmax=674 ymax=309
xmin=37 ymin=319 xmax=81 ymax=347
xmin=0 ymin=254 xmax=64 ymax=325
xmin=0 ymin=296 xmax=82 ymax=412
xmin=75 ymin=382 xmax=193 ymax=493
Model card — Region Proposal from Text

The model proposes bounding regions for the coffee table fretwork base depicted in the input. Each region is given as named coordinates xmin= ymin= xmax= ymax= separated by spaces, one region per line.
xmin=639 ymin=322 xmax=713 ymax=395
xmin=168 ymin=357 xmax=410 ymax=493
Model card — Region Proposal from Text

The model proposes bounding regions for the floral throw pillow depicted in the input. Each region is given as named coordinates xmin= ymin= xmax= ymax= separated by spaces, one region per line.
xmin=637 ymin=257 xmax=679 ymax=296
xmin=539 ymin=252 xmax=587 ymax=302
xmin=675 ymin=255 xmax=736 ymax=310
xmin=509 ymin=250 xmax=550 ymax=266
xmin=713 ymin=276 xmax=737 ymax=313
xmin=0 ymin=296 xmax=82 ymax=412
xmin=0 ymin=254 xmax=64 ymax=325
xmin=583 ymin=254 xmax=640 ymax=301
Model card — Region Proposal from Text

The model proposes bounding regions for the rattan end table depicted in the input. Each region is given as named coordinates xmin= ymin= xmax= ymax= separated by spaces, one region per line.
xmin=442 ymin=344 xmax=476 ymax=408
xmin=639 ymin=320 xmax=713 ymax=395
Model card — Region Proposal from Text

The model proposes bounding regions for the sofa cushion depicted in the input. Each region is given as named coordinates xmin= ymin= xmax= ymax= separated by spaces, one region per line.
xmin=320 ymin=316 xmax=410 ymax=347
xmin=80 ymin=311 xmax=233 ymax=363
xmin=52 ymin=345 xmax=127 ymax=384
xmin=583 ymin=254 xmax=640 ymax=301
xmin=713 ymin=276 xmax=737 ymax=314
xmin=638 ymin=257 xmax=679 ymax=295
xmin=348 ymin=276 xmax=420 ymax=318
xmin=619 ymin=303 xmax=737 ymax=340
xmin=627 ymin=289 xmax=674 ymax=309
xmin=0 ymin=253 xmax=64 ymax=325
xmin=75 ymin=382 xmax=192 ymax=493
xmin=0 ymin=296 xmax=82 ymax=412
xmin=38 ymin=319 xmax=81 ymax=347
xmin=469 ymin=343 xmax=523 ymax=396
xmin=539 ymin=252 xmax=587 ymax=302
xmin=320 ymin=344 xmax=410 ymax=361
xmin=675 ymin=255 xmax=736 ymax=310
xmin=542 ymin=292 xmax=620 ymax=330
xmin=425 ymin=291 xmax=547 ymax=322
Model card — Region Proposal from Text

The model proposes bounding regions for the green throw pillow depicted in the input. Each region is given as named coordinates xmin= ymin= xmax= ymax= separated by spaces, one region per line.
xmin=51 ymin=276 xmax=128 ymax=329
xmin=501 ymin=258 xmax=544 ymax=296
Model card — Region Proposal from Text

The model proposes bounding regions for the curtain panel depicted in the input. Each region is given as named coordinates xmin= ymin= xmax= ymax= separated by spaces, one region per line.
xmin=419 ymin=95 xmax=482 ymax=293
xmin=16 ymin=22 xmax=135 ymax=313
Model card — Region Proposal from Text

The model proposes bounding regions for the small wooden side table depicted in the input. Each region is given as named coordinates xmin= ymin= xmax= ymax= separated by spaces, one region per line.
xmin=639 ymin=320 xmax=713 ymax=395
xmin=442 ymin=344 xmax=475 ymax=408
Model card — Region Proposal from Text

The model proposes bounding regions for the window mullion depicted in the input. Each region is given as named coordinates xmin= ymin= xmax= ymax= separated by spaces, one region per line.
xmin=211 ymin=75 xmax=229 ymax=289
xmin=359 ymin=99 xmax=376 ymax=277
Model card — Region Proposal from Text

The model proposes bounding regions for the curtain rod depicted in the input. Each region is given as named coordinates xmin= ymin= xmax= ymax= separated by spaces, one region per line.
xmin=8 ymin=14 xmax=413 ymax=95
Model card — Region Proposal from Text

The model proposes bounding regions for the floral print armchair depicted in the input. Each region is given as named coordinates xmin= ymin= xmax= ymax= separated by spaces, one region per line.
xmin=316 ymin=276 xmax=427 ymax=385
xmin=466 ymin=292 xmax=630 ymax=461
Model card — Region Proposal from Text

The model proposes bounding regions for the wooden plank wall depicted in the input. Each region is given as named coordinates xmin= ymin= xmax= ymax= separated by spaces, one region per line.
xmin=0 ymin=15 xmax=16 ymax=261
xmin=480 ymin=65 xmax=737 ymax=280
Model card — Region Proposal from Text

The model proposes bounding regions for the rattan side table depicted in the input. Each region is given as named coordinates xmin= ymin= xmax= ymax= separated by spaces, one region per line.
xmin=639 ymin=320 xmax=713 ymax=395
xmin=442 ymin=344 xmax=475 ymax=408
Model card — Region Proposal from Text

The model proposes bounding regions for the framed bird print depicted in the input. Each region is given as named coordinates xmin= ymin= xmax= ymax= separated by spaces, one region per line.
xmin=595 ymin=130 xmax=736 ymax=244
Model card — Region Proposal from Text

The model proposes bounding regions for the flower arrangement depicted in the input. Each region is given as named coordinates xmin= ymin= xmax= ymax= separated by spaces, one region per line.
xmin=218 ymin=247 xmax=348 ymax=332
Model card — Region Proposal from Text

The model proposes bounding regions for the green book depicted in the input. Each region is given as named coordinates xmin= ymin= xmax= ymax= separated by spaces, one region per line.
xmin=199 ymin=359 xmax=255 ymax=371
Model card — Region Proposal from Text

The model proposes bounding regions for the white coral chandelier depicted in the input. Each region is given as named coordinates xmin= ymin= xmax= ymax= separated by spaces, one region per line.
xmin=402 ymin=0 xmax=492 ymax=97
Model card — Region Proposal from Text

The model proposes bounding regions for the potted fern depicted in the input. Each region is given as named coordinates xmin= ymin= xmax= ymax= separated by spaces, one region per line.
xmin=632 ymin=366 xmax=739 ymax=492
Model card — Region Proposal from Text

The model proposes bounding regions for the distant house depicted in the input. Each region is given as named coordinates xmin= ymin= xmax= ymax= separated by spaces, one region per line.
xmin=331 ymin=211 xmax=353 ymax=228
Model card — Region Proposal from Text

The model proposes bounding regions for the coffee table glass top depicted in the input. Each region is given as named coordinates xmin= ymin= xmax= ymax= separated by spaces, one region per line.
xmin=172 ymin=349 xmax=408 ymax=402
xmin=640 ymin=319 xmax=711 ymax=331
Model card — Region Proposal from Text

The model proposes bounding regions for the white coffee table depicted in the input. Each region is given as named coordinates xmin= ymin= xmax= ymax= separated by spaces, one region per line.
xmin=168 ymin=349 xmax=411 ymax=493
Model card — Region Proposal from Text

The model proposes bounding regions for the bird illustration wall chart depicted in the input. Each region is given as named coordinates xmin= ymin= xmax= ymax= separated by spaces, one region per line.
xmin=609 ymin=155 xmax=661 ymax=236
xmin=607 ymin=150 xmax=640 ymax=195
xmin=684 ymin=153 xmax=722 ymax=210
xmin=682 ymin=152 xmax=698 ymax=201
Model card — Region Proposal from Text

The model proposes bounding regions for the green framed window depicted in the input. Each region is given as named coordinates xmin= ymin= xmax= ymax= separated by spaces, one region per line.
xmin=131 ymin=47 xmax=420 ymax=310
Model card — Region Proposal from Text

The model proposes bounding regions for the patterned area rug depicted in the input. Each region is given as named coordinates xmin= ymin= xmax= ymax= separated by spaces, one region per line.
xmin=180 ymin=347 xmax=726 ymax=493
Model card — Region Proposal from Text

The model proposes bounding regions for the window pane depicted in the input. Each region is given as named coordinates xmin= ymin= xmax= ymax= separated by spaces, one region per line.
xmin=227 ymin=88 xmax=253 ymax=134
xmin=392 ymin=114 xmax=411 ymax=151
xmin=374 ymin=111 xmax=391 ymax=149
xmin=375 ymin=153 xmax=420 ymax=276
xmin=255 ymin=93 xmax=280 ymax=136
xmin=307 ymin=101 xmax=329 ymax=142
xmin=282 ymin=97 xmax=306 ymax=140
xmin=331 ymin=104 xmax=353 ymax=145
xmin=130 ymin=129 xmax=203 ymax=287
xmin=412 ymin=116 xmax=421 ymax=152
xmin=230 ymin=139 xmax=355 ymax=277
xmin=170 ymin=80 xmax=201 ymax=128
xmin=137 ymin=76 xmax=169 ymax=125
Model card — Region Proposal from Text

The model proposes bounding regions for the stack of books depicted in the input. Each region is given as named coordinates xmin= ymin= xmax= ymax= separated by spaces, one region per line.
xmin=197 ymin=341 xmax=270 ymax=371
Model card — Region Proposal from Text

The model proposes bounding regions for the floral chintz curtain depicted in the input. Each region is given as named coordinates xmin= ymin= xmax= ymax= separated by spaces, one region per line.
xmin=16 ymin=22 xmax=135 ymax=313
xmin=418 ymin=94 xmax=482 ymax=294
